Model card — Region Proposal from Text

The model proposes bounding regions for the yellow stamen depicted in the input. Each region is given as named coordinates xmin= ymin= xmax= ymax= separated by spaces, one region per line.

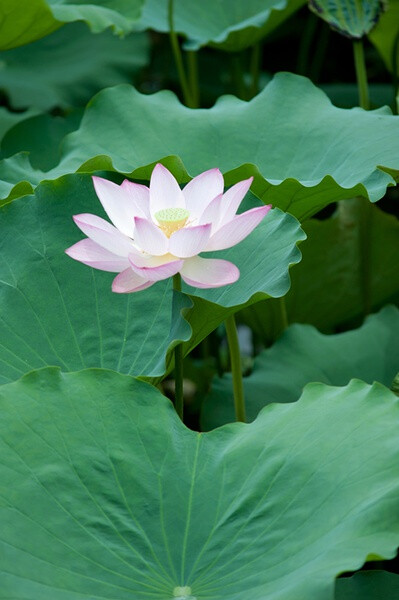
xmin=155 ymin=208 xmax=189 ymax=237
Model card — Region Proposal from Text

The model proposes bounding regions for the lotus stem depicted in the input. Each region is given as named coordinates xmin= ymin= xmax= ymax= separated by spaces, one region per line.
xmin=297 ymin=12 xmax=318 ymax=76
xmin=353 ymin=39 xmax=370 ymax=110
xmin=187 ymin=50 xmax=200 ymax=107
xmin=392 ymin=33 xmax=399 ymax=114
xmin=309 ymin=22 xmax=329 ymax=82
xmin=168 ymin=0 xmax=194 ymax=108
xmin=338 ymin=198 xmax=373 ymax=317
xmin=231 ymin=53 xmax=247 ymax=100
xmin=225 ymin=314 xmax=246 ymax=423
xmin=357 ymin=198 xmax=373 ymax=316
xmin=352 ymin=39 xmax=372 ymax=315
xmin=249 ymin=42 xmax=261 ymax=97
xmin=173 ymin=273 xmax=184 ymax=420
xmin=277 ymin=296 xmax=288 ymax=332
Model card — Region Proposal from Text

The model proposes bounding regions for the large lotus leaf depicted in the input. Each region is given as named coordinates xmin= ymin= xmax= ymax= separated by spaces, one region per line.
xmin=0 ymin=174 xmax=303 ymax=384
xmin=369 ymin=0 xmax=399 ymax=73
xmin=335 ymin=571 xmax=399 ymax=600
xmin=201 ymin=305 xmax=399 ymax=429
xmin=309 ymin=0 xmax=385 ymax=39
xmin=0 ymin=112 xmax=83 ymax=171
xmin=0 ymin=107 xmax=41 ymax=142
xmin=1 ymin=73 xmax=399 ymax=216
xmin=0 ymin=0 xmax=61 ymax=51
xmin=0 ymin=22 xmax=149 ymax=111
xmin=244 ymin=202 xmax=399 ymax=341
xmin=0 ymin=0 xmax=144 ymax=50
xmin=138 ymin=0 xmax=306 ymax=52
xmin=49 ymin=0 xmax=144 ymax=34
xmin=1 ymin=369 xmax=399 ymax=599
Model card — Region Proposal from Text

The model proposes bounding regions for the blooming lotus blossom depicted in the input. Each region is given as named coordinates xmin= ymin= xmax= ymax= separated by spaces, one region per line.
xmin=66 ymin=164 xmax=271 ymax=293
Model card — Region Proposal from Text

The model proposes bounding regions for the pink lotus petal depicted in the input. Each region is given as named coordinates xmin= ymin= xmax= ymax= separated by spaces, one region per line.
xmin=112 ymin=267 xmax=153 ymax=294
xmin=129 ymin=255 xmax=183 ymax=281
xmin=65 ymin=239 xmax=130 ymax=272
xmin=198 ymin=193 xmax=223 ymax=232
xmin=127 ymin=252 xmax=172 ymax=268
xmin=73 ymin=213 xmax=135 ymax=256
xmin=218 ymin=177 xmax=253 ymax=228
xmin=205 ymin=205 xmax=271 ymax=252
xmin=134 ymin=216 xmax=169 ymax=256
xmin=120 ymin=179 xmax=151 ymax=220
xmin=183 ymin=168 xmax=224 ymax=221
xmin=180 ymin=256 xmax=239 ymax=289
xmin=92 ymin=176 xmax=142 ymax=238
xmin=169 ymin=223 xmax=212 ymax=258
xmin=150 ymin=163 xmax=185 ymax=219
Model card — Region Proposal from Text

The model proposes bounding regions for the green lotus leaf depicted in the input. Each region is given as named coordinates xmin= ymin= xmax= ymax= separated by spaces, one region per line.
xmin=369 ymin=0 xmax=399 ymax=73
xmin=0 ymin=22 xmax=149 ymax=111
xmin=244 ymin=202 xmax=399 ymax=341
xmin=1 ymin=73 xmax=398 ymax=217
xmin=335 ymin=571 xmax=399 ymax=600
xmin=309 ymin=0 xmax=384 ymax=39
xmin=0 ymin=112 xmax=83 ymax=171
xmin=0 ymin=107 xmax=41 ymax=143
xmin=1 ymin=369 xmax=398 ymax=598
xmin=138 ymin=0 xmax=306 ymax=52
xmin=0 ymin=0 xmax=145 ymax=50
xmin=0 ymin=0 xmax=60 ymax=51
xmin=0 ymin=174 xmax=303 ymax=383
xmin=49 ymin=0 xmax=144 ymax=34
xmin=201 ymin=305 xmax=399 ymax=430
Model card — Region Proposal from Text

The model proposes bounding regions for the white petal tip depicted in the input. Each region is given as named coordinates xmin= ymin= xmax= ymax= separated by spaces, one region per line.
xmin=65 ymin=246 xmax=76 ymax=257
xmin=208 ymin=167 xmax=222 ymax=176
xmin=91 ymin=175 xmax=111 ymax=189
xmin=153 ymin=163 xmax=168 ymax=173
xmin=111 ymin=282 xmax=125 ymax=293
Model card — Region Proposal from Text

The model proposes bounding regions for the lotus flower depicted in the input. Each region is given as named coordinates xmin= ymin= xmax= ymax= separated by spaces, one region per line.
xmin=66 ymin=164 xmax=271 ymax=292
